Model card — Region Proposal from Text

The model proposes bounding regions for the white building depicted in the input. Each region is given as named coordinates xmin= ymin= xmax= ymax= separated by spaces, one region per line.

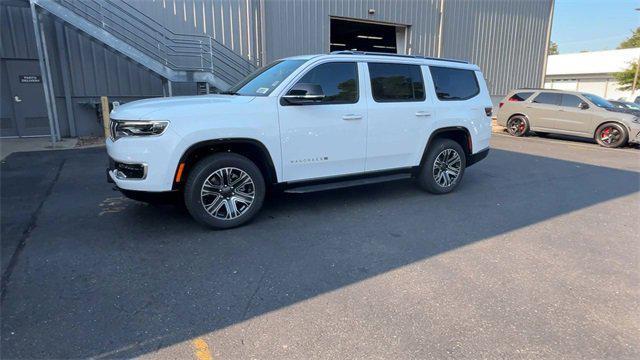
xmin=545 ymin=48 xmax=640 ymax=101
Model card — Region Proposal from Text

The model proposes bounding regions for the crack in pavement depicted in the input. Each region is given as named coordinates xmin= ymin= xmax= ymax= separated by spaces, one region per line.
xmin=0 ymin=159 xmax=66 ymax=303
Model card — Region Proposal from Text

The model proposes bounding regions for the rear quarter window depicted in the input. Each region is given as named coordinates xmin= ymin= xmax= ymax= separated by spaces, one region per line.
xmin=508 ymin=92 xmax=534 ymax=102
xmin=429 ymin=66 xmax=480 ymax=101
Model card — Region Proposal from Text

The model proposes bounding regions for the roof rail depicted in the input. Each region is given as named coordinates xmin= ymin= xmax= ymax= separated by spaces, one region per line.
xmin=330 ymin=50 xmax=469 ymax=64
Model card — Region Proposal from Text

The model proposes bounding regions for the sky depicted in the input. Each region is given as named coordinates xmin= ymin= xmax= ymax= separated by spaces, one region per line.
xmin=551 ymin=0 xmax=639 ymax=54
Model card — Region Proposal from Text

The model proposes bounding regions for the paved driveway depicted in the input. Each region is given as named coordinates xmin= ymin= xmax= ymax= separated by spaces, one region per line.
xmin=1 ymin=135 xmax=639 ymax=359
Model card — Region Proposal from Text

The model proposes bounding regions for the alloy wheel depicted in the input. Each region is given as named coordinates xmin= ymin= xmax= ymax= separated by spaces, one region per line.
xmin=200 ymin=167 xmax=255 ymax=220
xmin=599 ymin=126 xmax=621 ymax=145
xmin=432 ymin=149 xmax=462 ymax=187
xmin=508 ymin=117 xmax=526 ymax=136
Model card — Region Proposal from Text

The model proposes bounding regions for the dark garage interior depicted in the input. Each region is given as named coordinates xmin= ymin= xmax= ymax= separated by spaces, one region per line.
xmin=330 ymin=18 xmax=399 ymax=53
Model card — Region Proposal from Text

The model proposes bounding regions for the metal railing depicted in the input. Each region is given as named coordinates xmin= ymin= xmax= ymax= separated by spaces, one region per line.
xmin=56 ymin=0 xmax=256 ymax=86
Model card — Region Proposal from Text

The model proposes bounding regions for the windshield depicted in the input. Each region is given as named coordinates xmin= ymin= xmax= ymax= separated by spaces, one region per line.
xmin=582 ymin=93 xmax=613 ymax=109
xmin=227 ymin=60 xmax=306 ymax=96
xmin=624 ymin=102 xmax=640 ymax=110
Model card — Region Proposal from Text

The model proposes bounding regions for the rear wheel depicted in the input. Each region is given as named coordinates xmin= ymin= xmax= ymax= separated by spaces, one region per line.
xmin=417 ymin=138 xmax=466 ymax=194
xmin=506 ymin=115 xmax=529 ymax=137
xmin=595 ymin=123 xmax=627 ymax=148
xmin=184 ymin=153 xmax=265 ymax=229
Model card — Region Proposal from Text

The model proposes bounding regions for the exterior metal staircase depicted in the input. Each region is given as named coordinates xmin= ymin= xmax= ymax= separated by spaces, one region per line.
xmin=31 ymin=0 xmax=256 ymax=91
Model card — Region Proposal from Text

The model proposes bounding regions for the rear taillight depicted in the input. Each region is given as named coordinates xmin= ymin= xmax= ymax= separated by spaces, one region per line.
xmin=499 ymin=102 xmax=504 ymax=108
xmin=484 ymin=107 xmax=493 ymax=117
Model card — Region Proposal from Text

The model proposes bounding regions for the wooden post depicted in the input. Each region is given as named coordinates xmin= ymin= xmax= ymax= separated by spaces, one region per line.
xmin=101 ymin=96 xmax=110 ymax=139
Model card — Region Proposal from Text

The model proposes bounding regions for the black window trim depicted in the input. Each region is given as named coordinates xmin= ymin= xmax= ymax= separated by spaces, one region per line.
xmin=367 ymin=62 xmax=426 ymax=103
xmin=429 ymin=65 xmax=480 ymax=101
xmin=280 ymin=61 xmax=360 ymax=106
xmin=532 ymin=91 xmax=562 ymax=106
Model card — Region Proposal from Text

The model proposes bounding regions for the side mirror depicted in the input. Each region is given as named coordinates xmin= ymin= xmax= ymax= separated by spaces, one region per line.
xmin=282 ymin=83 xmax=324 ymax=105
xmin=579 ymin=102 xmax=589 ymax=110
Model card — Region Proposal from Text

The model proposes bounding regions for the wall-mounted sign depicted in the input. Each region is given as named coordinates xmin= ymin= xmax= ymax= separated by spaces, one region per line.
xmin=19 ymin=75 xmax=42 ymax=83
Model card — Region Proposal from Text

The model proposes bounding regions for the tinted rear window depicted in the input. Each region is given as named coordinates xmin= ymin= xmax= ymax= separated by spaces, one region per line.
xmin=429 ymin=66 xmax=480 ymax=101
xmin=533 ymin=92 xmax=561 ymax=105
xmin=368 ymin=63 xmax=425 ymax=102
xmin=509 ymin=92 xmax=534 ymax=102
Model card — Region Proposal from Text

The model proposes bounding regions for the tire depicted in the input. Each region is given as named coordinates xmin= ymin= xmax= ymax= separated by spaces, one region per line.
xmin=506 ymin=115 xmax=529 ymax=137
xmin=184 ymin=153 xmax=265 ymax=229
xmin=595 ymin=122 xmax=628 ymax=148
xmin=417 ymin=138 xmax=466 ymax=194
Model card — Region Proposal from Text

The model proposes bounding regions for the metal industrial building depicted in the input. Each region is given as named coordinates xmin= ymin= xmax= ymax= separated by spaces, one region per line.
xmin=1 ymin=0 xmax=554 ymax=140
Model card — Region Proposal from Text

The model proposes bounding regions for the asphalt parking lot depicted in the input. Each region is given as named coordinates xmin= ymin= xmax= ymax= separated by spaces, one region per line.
xmin=1 ymin=134 xmax=639 ymax=359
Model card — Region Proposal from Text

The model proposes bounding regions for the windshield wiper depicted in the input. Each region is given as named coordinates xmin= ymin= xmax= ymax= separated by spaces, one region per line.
xmin=219 ymin=91 xmax=239 ymax=95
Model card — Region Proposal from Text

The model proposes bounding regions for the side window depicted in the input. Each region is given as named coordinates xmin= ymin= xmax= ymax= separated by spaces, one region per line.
xmin=508 ymin=91 xmax=534 ymax=102
xmin=368 ymin=63 xmax=425 ymax=102
xmin=295 ymin=62 xmax=358 ymax=104
xmin=532 ymin=92 xmax=562 ymax=105
xmin=429 ymin=66 xmax=480 ymax=101
xmin=560 ymin=94 xmax=582 ymax=108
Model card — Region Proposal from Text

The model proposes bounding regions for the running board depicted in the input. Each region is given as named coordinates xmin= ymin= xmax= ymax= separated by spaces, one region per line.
xmin=284 ymin=173 xmax=412 ymax=194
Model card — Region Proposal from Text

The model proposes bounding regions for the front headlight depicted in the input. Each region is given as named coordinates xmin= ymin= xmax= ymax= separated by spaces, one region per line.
xmin=110 ymin=120 xmax=169 ymax=141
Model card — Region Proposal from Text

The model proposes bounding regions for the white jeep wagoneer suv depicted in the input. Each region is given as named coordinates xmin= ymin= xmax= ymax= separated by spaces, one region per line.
xmin=107 ymin=51 xmax=492 ymax=229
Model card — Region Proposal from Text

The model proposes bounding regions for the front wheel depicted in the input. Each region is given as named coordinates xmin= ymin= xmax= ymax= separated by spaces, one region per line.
xmin=417 ymin=138 xmax=466 ymax=194
xmin=595 ymin=122 xmax=628 ymax=148
xmin=184 ymin=153 xmax=265 ymax=229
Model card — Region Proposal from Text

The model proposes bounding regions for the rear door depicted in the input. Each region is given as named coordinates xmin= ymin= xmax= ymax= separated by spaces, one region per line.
xmin=527 ymin=92 xmax=562 ymax=131
xmin=364 ymin=62 xmax=430 ymax=171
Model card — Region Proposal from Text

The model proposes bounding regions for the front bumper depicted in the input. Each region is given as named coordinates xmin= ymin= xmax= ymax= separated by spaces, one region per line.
xmin=105 ymin=128 xmax=182 ymax=191
xmin=629 ymin=124 xmax=640 ymax=144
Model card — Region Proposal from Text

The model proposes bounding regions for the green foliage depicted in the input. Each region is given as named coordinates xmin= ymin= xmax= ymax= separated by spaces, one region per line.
xmin=618 ymin=27 xmax=640 ymax=49
xmin=548 ymin=41 xmax=559 ymax=55
xmin=614 ymin=60 xmax=638 ymax=91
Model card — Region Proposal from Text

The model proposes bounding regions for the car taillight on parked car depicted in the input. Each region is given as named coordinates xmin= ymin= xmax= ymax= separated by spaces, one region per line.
xmin=499 ymin=102 xmax=504 ymax=108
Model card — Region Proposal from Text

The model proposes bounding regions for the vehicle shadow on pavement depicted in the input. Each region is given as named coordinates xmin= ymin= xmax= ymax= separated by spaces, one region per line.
xmin=1 ymin=147 xmax=639 ymax=358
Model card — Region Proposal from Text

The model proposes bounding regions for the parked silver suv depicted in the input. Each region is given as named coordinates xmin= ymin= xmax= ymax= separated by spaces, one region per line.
xmin=496 ymin=89 xmax=640 ymax=148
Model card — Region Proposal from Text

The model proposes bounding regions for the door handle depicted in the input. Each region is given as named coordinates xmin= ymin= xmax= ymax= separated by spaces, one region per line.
xmin=342 ymin=114 xmax=362 ymax=120
xmin=415 ymin=111 xmax=431 ymax=117
xmin=13 ymin=96 xmax=22 ymax=103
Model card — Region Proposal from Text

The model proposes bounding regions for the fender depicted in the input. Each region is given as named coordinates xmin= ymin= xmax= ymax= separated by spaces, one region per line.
xmin=173 ymin=138 xmax=278 ymax=189
xmin=419 ymin=126 xmax=473 ymax=167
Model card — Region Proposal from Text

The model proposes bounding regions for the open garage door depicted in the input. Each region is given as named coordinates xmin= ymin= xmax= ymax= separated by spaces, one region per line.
xmin=330 ymin=18 xmax=406 ymax=54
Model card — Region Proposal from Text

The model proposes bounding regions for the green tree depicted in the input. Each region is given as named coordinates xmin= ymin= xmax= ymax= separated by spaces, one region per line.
xmin=548 ymin=41 xmax=559 ymax=55
xmin=614 ymin=60 xmax=638 ymax=91
xmin=618 ymin=27 xmax=640 ymax=49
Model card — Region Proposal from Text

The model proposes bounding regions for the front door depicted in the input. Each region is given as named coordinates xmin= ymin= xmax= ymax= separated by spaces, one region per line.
xmin=5 ymin=60 xmax=50 ymax=137
xmin=278 ymin=61 xmax=367 ymax=182
xmin=555 ymin=93 xmax=593 ymax=135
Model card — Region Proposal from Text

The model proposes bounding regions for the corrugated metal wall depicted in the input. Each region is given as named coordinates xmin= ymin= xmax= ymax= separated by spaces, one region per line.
xmin=441 ymin=0 xmax=552 ymax=96
xmin=1 ymin=0 xmax=552 ymax=137
xmin=263 ymin=0 xmax=442 ymax=63
xmin=140 ymin=0 xmax=264 ymax=65
xmin=0 ymin=1 xmax=163 ymax=137
xmin=261 ymin=0 xmax=552 ymax=97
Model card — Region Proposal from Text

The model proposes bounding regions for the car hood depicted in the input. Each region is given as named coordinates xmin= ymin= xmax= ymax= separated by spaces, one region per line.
xmin=605 ymin=107 xmax=640 ymax=117
xmin=110 ymin=95 xmax=256 ymax=120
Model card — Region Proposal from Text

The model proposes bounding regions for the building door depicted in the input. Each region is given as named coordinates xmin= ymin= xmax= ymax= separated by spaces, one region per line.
xmin=5 ymin=60 xmax=50 ymax=137
xmin=330 ymin=18 xmax=405 ymax=54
